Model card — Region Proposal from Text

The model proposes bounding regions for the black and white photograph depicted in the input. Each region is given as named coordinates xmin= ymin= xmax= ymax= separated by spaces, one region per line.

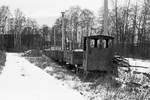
xmin=0 ymin=0 xmax=150 ymax=100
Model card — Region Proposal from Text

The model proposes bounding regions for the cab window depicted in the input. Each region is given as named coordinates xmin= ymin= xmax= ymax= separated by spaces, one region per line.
xmin=108 ymin=39 xmax=113 ymax=47
xmin=97 ymin=39 xmax=107 ymax=48
xmin=90 ymin=39 xmax=95 ymax=48
xmin=102 ymin=40 xmax=106 ymax=48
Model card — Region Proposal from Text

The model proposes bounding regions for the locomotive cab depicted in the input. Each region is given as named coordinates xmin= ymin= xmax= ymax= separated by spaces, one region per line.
xmin=83 ymin=35 xmax=114 ymax=73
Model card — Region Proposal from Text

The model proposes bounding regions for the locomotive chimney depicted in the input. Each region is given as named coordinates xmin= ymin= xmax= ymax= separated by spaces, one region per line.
xmin=104 ymin=0 xmax=108 ymax=35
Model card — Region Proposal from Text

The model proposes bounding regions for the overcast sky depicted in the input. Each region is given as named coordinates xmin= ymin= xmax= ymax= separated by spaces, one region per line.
xmin=0 ymin=0 xmax=142 ymax=26
xmin=1 ymin=0 xmax=107 ymax=17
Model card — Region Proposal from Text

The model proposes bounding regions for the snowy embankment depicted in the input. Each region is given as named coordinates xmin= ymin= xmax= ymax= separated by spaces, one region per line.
xmin=0 ymin=53 xmax=84 ymax=100
xmin=24 ymin=51 xmax=150 ymax=100
xmin=126 ymin=58 xmax=150 ymax=73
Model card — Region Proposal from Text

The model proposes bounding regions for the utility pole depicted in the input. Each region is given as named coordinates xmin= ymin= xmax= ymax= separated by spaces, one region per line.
xmin=54 ymin=25 xmax=56 ymax=47
xmin=61 ymin=12 xmax=65 ymax=50
xmin=115 ymin=0 xmax=118 ymax=43
xmin=72 ymin=24 xmax=74 ymax=50
xmin=104 ymin=0 xmax=109 ymax=35
xmin=134 ymin=2 xmax=138 ymax=45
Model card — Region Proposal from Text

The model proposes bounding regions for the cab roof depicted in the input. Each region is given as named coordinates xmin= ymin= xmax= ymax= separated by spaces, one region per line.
xmin=84 ymin=35 xmax=114 ymax=40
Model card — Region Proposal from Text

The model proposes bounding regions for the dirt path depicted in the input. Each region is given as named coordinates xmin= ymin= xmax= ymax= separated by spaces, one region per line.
xmin=0 ymin=53 xmax=84 ymax=100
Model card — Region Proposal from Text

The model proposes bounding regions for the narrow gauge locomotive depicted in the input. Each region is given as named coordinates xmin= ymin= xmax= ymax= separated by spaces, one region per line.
xmin=44 ymin=34 xmax=116 ymax=74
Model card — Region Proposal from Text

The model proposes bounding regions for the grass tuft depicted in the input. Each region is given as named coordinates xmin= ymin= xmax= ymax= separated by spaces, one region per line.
xmin=24 ymin=51 xmax=150 ymax=100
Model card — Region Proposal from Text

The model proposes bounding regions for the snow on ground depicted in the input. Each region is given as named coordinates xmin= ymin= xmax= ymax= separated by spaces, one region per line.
xmin=126 ymin=58 xmax=150 ymax=73
xmin=0 ymin=53 xmax=84 ymax=100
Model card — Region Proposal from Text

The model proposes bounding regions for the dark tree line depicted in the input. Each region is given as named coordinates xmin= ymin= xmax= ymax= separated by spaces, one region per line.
xmin=1 ymin=1 xmax=150 ymax=57
xmin=0 ymin=5 xmax=52 ymax=51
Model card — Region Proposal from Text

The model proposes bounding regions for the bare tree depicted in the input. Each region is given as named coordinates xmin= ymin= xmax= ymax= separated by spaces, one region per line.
xmin=0 ymin=6 xmax=11 ymax=34
xmin=0 ymin=6 xmax=11 ymax=49
xmin=14 ymin=8 xmax=26 ymax=50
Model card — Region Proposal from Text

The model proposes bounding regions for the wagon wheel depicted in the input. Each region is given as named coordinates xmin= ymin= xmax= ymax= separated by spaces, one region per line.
xmin=74 ymin=65 xmax=79 ymax=75
xmin=83 ymin=71 xmax=89 ymax=81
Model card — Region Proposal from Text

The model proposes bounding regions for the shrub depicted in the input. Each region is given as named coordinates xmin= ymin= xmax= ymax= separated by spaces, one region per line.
xmin=23 ymin=49 xmax=43 ymax=57
xmin=0 ymin=50 xmax=6 ymax=72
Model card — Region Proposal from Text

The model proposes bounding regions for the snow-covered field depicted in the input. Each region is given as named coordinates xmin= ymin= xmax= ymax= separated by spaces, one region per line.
xmin=0 ymin=53 xmax=84 ymax=100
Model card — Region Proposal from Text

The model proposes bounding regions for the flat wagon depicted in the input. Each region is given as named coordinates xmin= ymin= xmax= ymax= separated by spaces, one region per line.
xmin=64 ymin=49 xmax=83 ymax=66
